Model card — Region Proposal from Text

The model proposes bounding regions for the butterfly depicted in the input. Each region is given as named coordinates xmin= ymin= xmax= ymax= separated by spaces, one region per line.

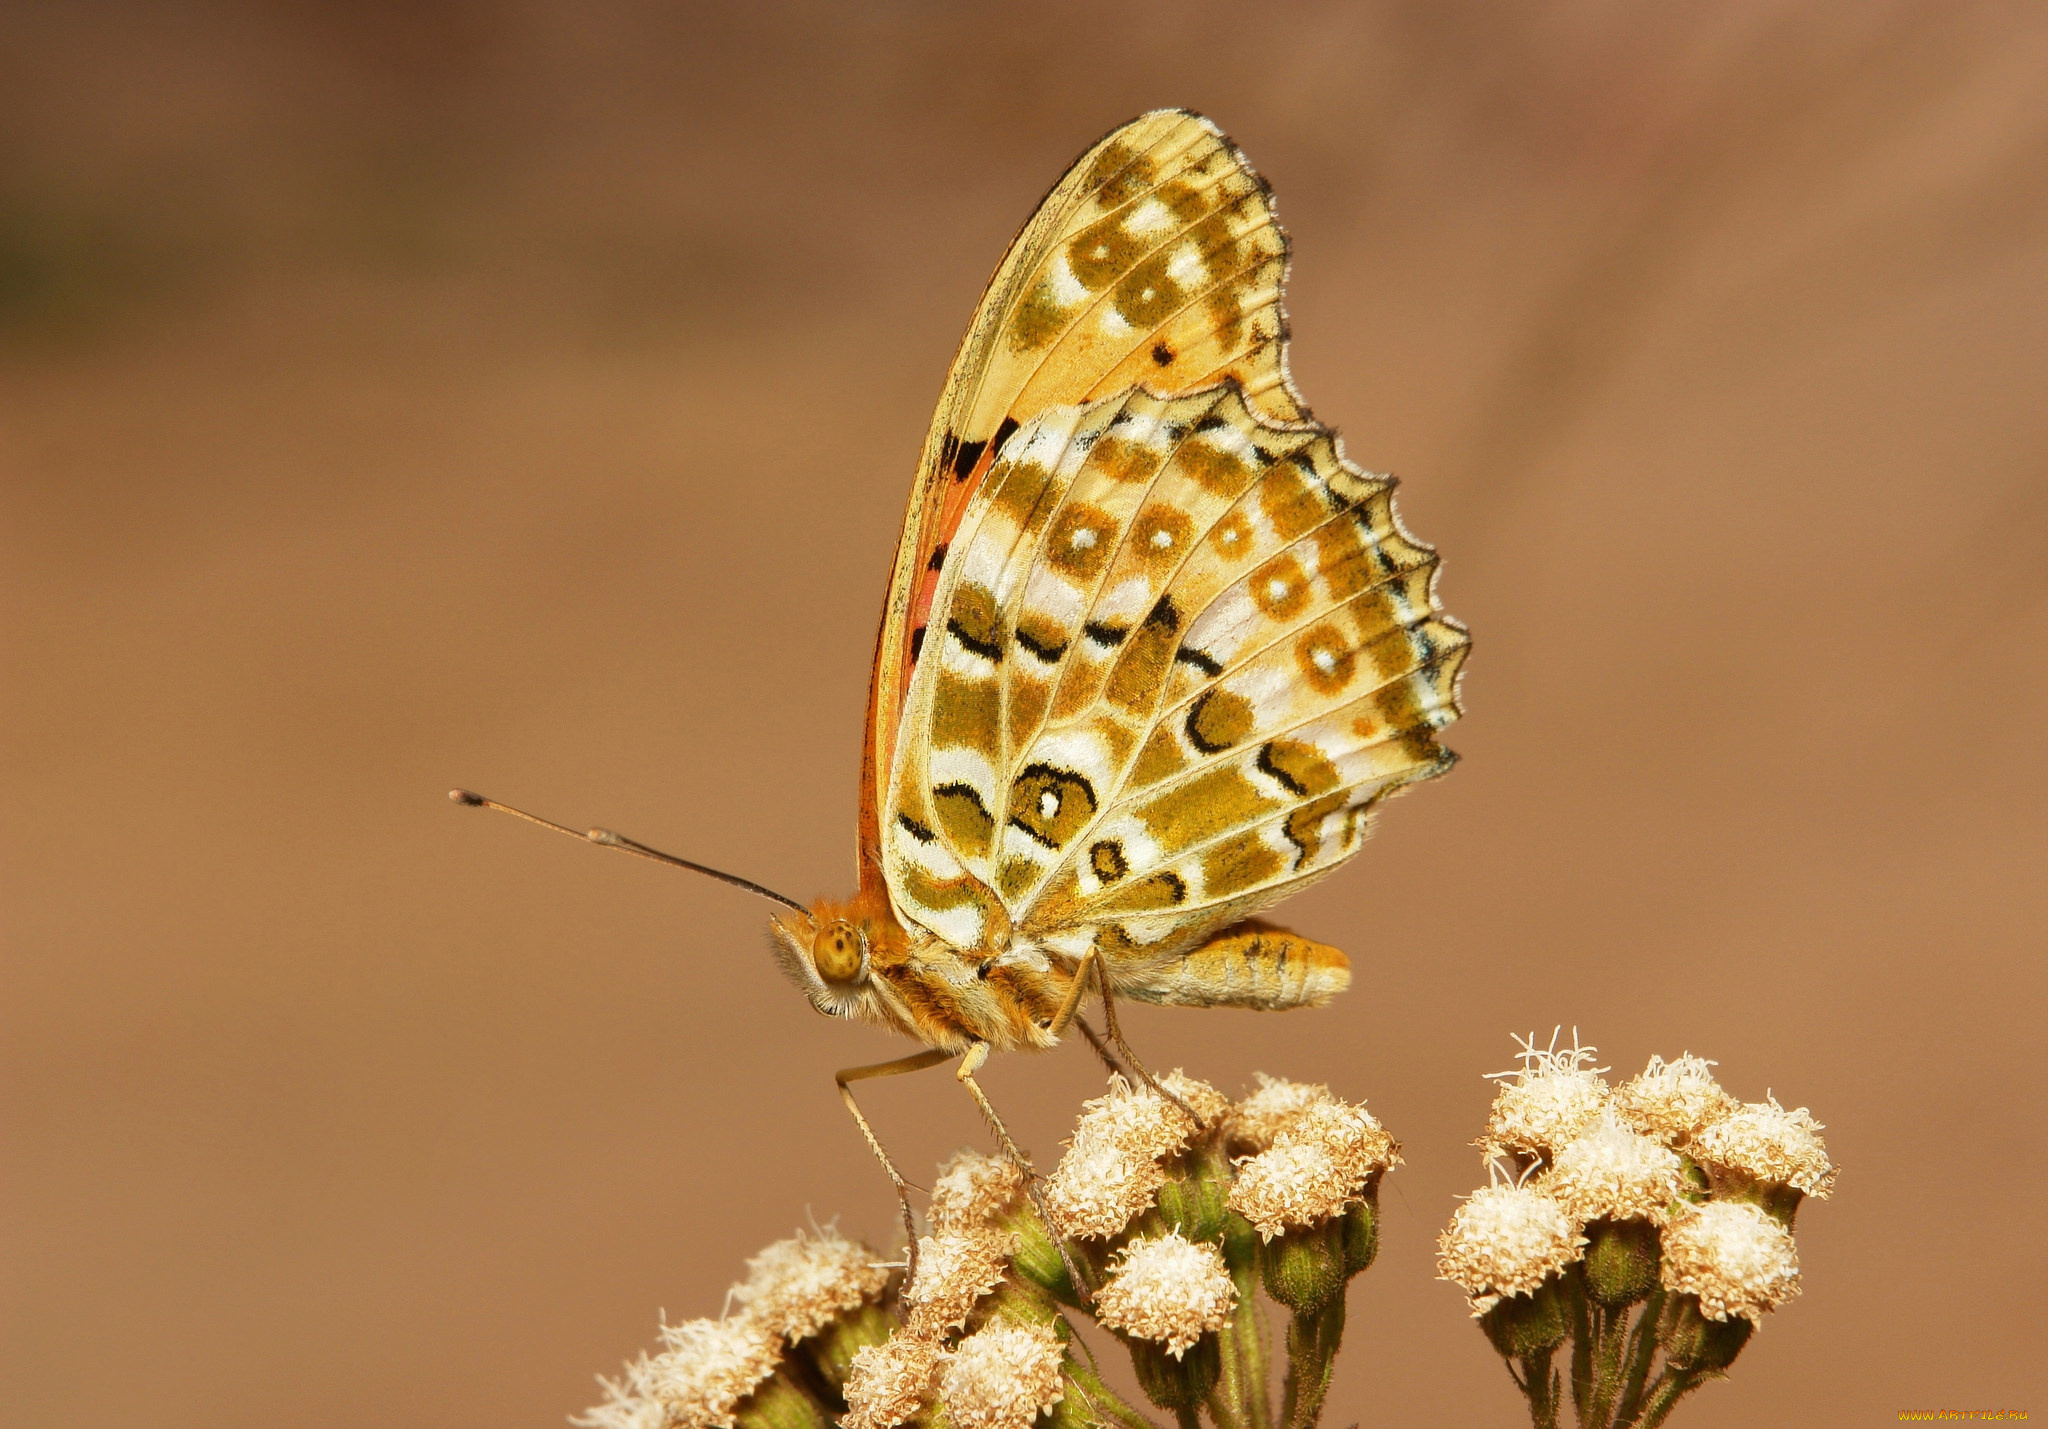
xmin=456 ymin=109 xmax=1465 ymax=1272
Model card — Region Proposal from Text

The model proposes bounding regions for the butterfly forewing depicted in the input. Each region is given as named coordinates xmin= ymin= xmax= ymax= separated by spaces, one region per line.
xmin=860 ymin=112 xmax=1303 ymax=889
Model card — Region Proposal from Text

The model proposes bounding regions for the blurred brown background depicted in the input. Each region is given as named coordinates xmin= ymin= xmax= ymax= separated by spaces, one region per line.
xmin=3 ymin=2 xmax=2044 ymax=1425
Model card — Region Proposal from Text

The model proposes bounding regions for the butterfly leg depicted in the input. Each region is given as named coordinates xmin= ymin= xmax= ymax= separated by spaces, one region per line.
xmin=1073 ymin=1016 xmax=1125 ymax=1076
xmin=836 ymin=1047 xmax=956 ymax=1276
xmin=955 ymin=1040 xmax=1092 ymax=1301
xmin=1048 ymin=950 xmax=1196 ymax=1122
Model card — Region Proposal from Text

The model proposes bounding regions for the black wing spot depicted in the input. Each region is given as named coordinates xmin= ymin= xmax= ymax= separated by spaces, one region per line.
xmin=1151 ymin=342 xmax=1174 ymax=366
xmin=1089 ymin=839 xmax=1128 ymax=883
xmin=896 ymin=813 xmax=936 ymax=844
xmin=1257 ymin=741 xmax=1309 ymax=796
xmin=946 ymin=616 xmax=1003 ymax=662
xmin=1083 ymin=621 xmax=1129 ymax=648
xmin=927 ymin=543 xmax=949 ymax=572
xmin=950 ymin=436 xmax=988 ymax=481
xmin=990 ymin=415 xmax=1021 ymax=460
xmin=1194 ymin=412 xmax=1232 ymax=434
xmin=910 ymin=625 xmax=926 ymax=662
xmin=1015 ymin=626 xmax=1068 ymax=663
xmin=1174 ymin=645 xmax=1223 ymax=677
xmin=1144 ymin=595 xmax=1180 ymax=632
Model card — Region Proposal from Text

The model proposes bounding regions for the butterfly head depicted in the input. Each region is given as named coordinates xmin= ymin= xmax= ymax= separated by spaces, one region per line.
xmin=767 ymin=895 xmax=898 ymax=1021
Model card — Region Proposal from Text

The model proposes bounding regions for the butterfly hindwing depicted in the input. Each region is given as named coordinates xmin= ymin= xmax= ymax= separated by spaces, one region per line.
xmin=884 ymin=385 xmax=1465 ymax=970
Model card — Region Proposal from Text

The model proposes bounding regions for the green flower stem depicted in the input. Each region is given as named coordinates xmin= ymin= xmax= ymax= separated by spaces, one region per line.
xmin=1209 ymin=1211 xmax=1270 ymax=1429
xmin=1612 ymin=1290 xmax=1665 ymax=1428
xmin=1055 ymin=1344 xmax=1166 ymax=1429
xmin=1278 ymin=1295 xmax=1345 ymax=1429
xmin=1567 ymin=1271 xmax=1594 ymax=1425
xmin=1511 ymin=1349 xmax=1561 ymax=1429
xmin=1585 ymin=1302 xmax=1632 ymax=1428
xmin=1635 ymin=1368 xmax=1705 ymax=1429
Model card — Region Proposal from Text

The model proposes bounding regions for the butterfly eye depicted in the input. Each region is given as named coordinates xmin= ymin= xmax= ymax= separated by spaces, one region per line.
xmin=811 ymin=920 xmax=867 ymax=984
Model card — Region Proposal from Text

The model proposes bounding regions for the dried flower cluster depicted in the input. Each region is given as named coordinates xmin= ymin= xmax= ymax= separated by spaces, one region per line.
xmin=579 ymin=1069 xmax=1398 ymax=1429
xmin=575 ymin=1227 xmax=889 ymax=1429
xmin=1439 ymin=1032 xmax=1836 ymax=1429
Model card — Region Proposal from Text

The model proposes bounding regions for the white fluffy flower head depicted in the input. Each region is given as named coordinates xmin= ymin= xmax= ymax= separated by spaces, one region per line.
xmin=1482 ymin=1029 xmax=1612 ymax=1159
xmin=1692 ymin=1095 xmax=1837 ymax=1198
xmin=929 ymin=1151 xmax=1026 ymax=1230
xmin=1226 ymin=1073 xmax=1330 ymax=1151
xmin=643 ymin=1316 xmax=783 ymax=1429
xmin=939 ymin=1320 xmax=1066 ymax=1429
xmin=1092 ymin=1231 xmax=1238 ymax=1356
xmin=1660 ymin=1201 xmax=1802 ymax=1322
xmin=1537 ymin=1110 xmax=1686 ymax=1226
xmin=1044 ymin=1074 xmax=1205 ymax=1238
xmin=1228 ymin=1097 xmax=1399 ymax=1239
xmin=1612 ymin=1053 xmax=1735 ymax=1146
xmin=1437 ymin=1179 xmax=1587 ymax=1315
xmin=901 ymin=1227 xmax=1016 ymax=1337
xmin=731 ymin=1227 xmax=889 ymax=1343
xmin=842 ymin=1332 xmax=940 ymax=1429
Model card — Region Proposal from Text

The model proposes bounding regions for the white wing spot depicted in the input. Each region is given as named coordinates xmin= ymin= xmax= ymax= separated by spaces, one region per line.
xmin=1267 ymin=577 xmax=1290 ymax=601
xmin=1150 ymin=528 xmax=1174 ymax=549
xmin=1312 ymin=647 xmax=1337 ymax=672
xmin=1071 ymin=527 xmax=1098 ymax=550
xmin=1039 ymin=790 xmax=1060 ymax=820
xmin=1126 ymin=199 xmax=1174 ymax=235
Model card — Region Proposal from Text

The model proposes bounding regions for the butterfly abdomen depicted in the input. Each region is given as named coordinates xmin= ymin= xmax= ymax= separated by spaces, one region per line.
xmin=1118 ymin=922 xmax=1351 ymax=1011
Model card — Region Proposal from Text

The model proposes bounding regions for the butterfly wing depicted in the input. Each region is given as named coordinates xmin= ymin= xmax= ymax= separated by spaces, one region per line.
xmin=872 ymin=110 xmax=1464 ymax=982
xmin=885 ymin=381 xmax=1466 ymax=966
xmin=859 ymin=110 xmax=1295 ymax=893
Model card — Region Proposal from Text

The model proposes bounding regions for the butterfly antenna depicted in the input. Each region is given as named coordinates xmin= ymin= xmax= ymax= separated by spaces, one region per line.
xmin=448 ymin=789 xmax=807 ymax=913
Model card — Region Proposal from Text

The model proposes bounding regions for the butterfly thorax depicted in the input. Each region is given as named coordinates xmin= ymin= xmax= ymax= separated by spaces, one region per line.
xmin=767 ymin=888 xmax=1075 ymax=1055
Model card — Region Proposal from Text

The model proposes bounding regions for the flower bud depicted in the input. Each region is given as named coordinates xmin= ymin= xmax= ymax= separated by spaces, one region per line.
xmin=1657 ymin=1293 xmax=1754 ymax=1372
xmin=733 ymin=1374 xmax=832 ymax=1429
xmin=802 ymin=1304 xmax=895 ymax=1392
xmin=1260 ymin=1216 xmax=1347 ymax=1314
xmin=1341 ymin=1195 xmax=1379 ymax=1277
xmin=1153 ymin=1143 xmax=1232 ymax=1245
xmin=1001 ymin=1203 xmax=1086 ymax=1307
xmin=1580 ymin=1218 xmax=1660 ymax=1307
xmin=1125 ymin=1330 xmax=1222 ymax=1411
xmin=1478 ymin=1279 xmax=1568 ymax=1359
